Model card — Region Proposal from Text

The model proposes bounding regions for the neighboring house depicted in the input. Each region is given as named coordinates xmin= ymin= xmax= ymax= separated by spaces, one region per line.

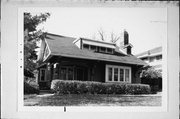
xmin=135 ymin=46 xmax=162 ymax=71
xmin=37 ymin=32 xmax=146 ymax=90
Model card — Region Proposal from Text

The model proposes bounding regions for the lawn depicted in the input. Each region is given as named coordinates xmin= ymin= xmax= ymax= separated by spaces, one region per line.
xmin=24 ymin=94 xmax=161 ymax=106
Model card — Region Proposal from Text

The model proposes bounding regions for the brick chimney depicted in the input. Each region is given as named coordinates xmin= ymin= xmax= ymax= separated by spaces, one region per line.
xmin=119 ymin=30 xmax=133 ymax=55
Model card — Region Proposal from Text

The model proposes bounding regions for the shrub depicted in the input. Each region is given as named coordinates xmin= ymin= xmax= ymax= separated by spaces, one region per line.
xmin=51 ymin=80 xmax=151 ymax=95
xmin=24 ymin=81 xmax=39 ymax=94
xmin=140 ymin=66 xmax=162 ymax=93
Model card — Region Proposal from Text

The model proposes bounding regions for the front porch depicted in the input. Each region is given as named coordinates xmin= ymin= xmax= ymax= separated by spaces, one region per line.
xmin=38 ymin=56 xmax=105 ymax=90
xmin=38 ymin=56 xmax=142 ymax=90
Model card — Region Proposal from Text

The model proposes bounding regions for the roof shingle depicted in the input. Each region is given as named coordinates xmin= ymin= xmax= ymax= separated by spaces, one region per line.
xmin=44 ymin=33 xmax=146 ymax=66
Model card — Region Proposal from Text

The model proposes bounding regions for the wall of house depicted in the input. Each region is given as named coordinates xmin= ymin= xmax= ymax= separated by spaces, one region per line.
xmin=105 ymin=62 xmax=142 ymax=84
xmin=38 ymin=56 xmax=143 ymax=90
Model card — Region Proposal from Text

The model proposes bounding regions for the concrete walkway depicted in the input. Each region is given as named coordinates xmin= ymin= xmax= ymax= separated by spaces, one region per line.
xmin=119 ymin=91 xmax=162 ymax=97
xmin=37 ymin=90 xmax=54 ymax=97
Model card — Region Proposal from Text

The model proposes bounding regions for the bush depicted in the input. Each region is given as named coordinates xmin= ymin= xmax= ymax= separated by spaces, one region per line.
xmin=140 ymin=66 xmax=162 ymax=93
xmin=141 ymin=66 xmax=162 ymax=79
xmin=51 ymin=80 xmax=151 ymax=95
xmin=24 ymin=81 xmax=39 ymax=94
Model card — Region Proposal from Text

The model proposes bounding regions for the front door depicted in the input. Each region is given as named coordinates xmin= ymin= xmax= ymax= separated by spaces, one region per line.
xmin=40 ymin=69 xmax=46 ymax=81
xmin=39 ymin=68 xmax=49 ymax=90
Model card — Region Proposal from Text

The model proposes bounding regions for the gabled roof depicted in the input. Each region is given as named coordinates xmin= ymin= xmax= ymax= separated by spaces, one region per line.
xmin=135 ymin=46 xmax=162 ymax=58
xmin=44 ymin=33 xmax=147 ymax=66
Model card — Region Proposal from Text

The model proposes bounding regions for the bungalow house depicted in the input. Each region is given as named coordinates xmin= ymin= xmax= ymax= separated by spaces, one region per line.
xmin=37 ymin=31 xmax=147 ymax=90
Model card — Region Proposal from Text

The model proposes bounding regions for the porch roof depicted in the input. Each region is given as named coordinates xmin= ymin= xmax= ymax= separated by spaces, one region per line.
xmin=44 ymin=33 xmax=147 ymax=66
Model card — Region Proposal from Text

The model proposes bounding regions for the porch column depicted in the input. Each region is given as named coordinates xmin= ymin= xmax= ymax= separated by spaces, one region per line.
xmin=53 ymin=63 xmax=59 ymax=80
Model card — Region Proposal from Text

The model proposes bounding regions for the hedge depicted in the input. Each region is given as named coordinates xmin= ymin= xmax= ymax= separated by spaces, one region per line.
xmin=51 ymin=80 xmax=151 ymax=95
xmin=24 ymin=81 xmax=39 ymax=94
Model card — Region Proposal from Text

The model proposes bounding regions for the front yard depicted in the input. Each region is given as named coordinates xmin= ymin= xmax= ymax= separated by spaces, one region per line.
xmin=24 ymin=93 xmax=161 ymax=106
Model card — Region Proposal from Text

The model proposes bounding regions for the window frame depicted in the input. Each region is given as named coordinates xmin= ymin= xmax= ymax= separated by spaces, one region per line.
xmin=106 ymin=48 xmax=113 ymax=54
xmin=90 ymin=45 xmax=97 ymax=52
xmin=99 ymin=47 xmax=106 ymax=53
xmin=59 ymin=66 xmax=74 ymax=80
xmin=83 ymin=44 xmax=90 ymax=50
xmin=105 ymin=65 xmax=131 ymax=83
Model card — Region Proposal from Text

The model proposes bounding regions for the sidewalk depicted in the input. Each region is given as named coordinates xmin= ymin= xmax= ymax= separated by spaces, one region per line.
xmin=37 ymin=90 xmax=54 ymax=97
xmin=118 ymin=91 xmax=162 ymax=97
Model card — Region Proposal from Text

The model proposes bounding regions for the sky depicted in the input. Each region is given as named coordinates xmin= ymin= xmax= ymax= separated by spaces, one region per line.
xmin=37 ymin=8 xmax=167 ymax=55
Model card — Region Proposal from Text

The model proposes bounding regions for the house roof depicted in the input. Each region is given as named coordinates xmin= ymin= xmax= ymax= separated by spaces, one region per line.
xmin=44 ymin=33 xmax=147 ymax=66
xmin=135 ymin=46 xmax=162 ymax=58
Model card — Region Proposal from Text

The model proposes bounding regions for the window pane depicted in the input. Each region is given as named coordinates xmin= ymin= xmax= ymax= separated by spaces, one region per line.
xmin=120 ymin=69 xmax=124 ymax=81
xmin=100 ymin=47 xmax=106 ymax=52
xmin=83 ymin=44 xmax=89 ymax=50
xmin=107 ymin=48 xmax=112 ymax=53
xmin=90 ymin=45 xmax=97 ymax=51
xmin=68 ymin=68 xmax=73 ymax=80
xmin=125 ymin=69 xmax=130 ymax=82
xmin=108 ymin=67 xmax=112 ymax=81
xmin=60 ymin=67 xmax=67 ymax=80
xmin=114 ymin=68 xmax=118 ymax=81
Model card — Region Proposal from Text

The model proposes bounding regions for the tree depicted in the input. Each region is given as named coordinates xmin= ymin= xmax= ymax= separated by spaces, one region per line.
xmin=110 ymin=32 xmax=121 ymax=43
xmin=98 ymin=28 xmax=105 ymax=41
xmin=140 ymin=66 xmax=162 ymax=79
xmin=24 ymin=13 xmax=50 ymax=78
xmin=96 ymin=28 xmax=122 ymax=43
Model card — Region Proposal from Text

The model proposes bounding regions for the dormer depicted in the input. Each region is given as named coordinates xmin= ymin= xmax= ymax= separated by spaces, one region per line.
xmin=73 ymin=37 xmax=116 ymax=54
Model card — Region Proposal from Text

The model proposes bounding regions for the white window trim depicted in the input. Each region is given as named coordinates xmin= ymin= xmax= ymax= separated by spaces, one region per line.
xmin=39 ymin=68 xmax=46 ymax=82
xmin=105 ymin=65 xmax=131 ymax=83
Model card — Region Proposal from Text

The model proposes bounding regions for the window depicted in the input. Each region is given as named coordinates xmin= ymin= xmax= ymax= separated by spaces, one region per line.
xmin=68 ymin=68 xmax=73 ymax=80
xmin=149 ymin=57 xmax=155 ymax=62
xmin=125 ymin=69 xmax=130 ymax=82
xmin=106 ymin=65 xmax=131 ymax=83
xmin=108 ymin=67 xmax=112 ymax=81
xmin=156 ymin=55 xmax=162 ymax=60
xmin=90 ymin=45 xmax=97 ymax=52
xmin=83 ymin=44 xmax=90 ymax=50
xmin=120 ymin=69 xmax=124 ymax=81
xmin=60 ymin=67 xmax=74 ymax=80
xmin=100 ymin=47 xmax=106 ymax=52
xmin=114 ymin=68 xmax=118 ymax=81
xmin=107 ymin=48 xmax=113 ymax=54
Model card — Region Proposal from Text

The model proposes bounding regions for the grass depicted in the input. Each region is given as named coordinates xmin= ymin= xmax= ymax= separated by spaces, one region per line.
xmin=24 ymin=94 xmax=161 ymax=106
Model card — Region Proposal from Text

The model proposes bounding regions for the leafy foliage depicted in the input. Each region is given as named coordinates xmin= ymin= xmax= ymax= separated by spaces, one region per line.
xmin=24 ymin=13 xmax=50 ymax=77
xmin=141 ymin=66 xmax=162 ymax=79
xmin=51 ymin=80 xmax=151 ymax=95
xmin=24 ymin=13 xmax=50 ymax=32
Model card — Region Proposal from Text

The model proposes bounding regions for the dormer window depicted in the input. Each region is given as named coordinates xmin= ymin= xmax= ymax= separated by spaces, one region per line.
xmin=100 ymin=47 xmax=106 ymax=52
xmin=83 ymin=44 xmax=90 ymax=50
xmin=90 ymin=45 xmax=97 ymax=52
xmin=107 ymin=48 xmax=113 ymax=54
xmin=74 ymin=37 xmax=116 ymax=54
